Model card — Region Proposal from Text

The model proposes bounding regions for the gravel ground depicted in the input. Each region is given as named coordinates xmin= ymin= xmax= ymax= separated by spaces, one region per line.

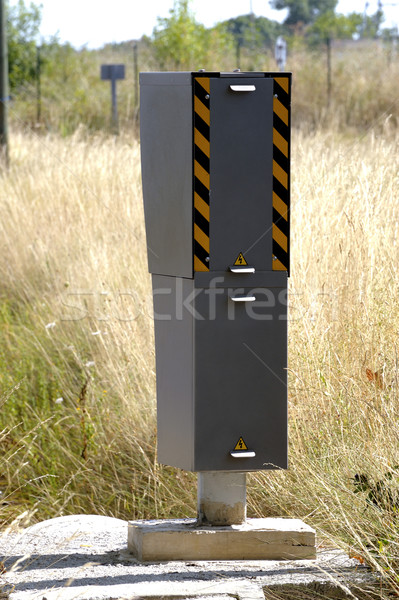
xmin=0 ymin=514 xmax=379 ymax=600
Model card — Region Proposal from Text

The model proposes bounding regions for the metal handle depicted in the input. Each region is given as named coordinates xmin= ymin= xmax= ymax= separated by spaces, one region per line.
xmin=230 ymin=295 xmax=256 ymax=302
xmin=229 ymin=85 xmax=256 ymax=92
xmin=230 ymin=450 xmax=256 ymax=458
xmin=229 ymin=266 xmax=255 ymax=274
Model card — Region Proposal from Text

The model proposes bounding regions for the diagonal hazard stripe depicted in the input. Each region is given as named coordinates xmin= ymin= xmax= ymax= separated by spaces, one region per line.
xmin=194 ymin=256 xmax=206 ymax=271
xmin=195 ymin=80 xmax=210 ymax=105
xmin=194 ymin=113 xmax=210 ymax=141
xmin=196 ymin=77 xmax=210 ymax=94
xmin=274 ymin=210 xmax=288 ymax=237
xmin=194 ymin=128 xmax=210 ymax=158
xmin=195 ymin=160 xmax=210 ymax=190
xmin=273 ymin=97 xmax=288 ymax=126
xmin=194 ymin=192 xmax=210 ymax=220
xmin=273 ymin=257 xmax=287 ymax=271
xmin=195 ymin=144 xmax=210 ymax=173
xmin=194 ymin=77 xmax=210 ymax=272
xmin=195 ymin=208 xmax=209 ymax=236
xmin=194 ymin=223 xmax=210 ymax=253
xmin=194 ymin=96 xmax=210 ymax=126
xmin=194 ymin=176 xmax=210 ymax=203
xmin=273 ymin=223 xmax=288 ymax=253
xmin=273 ymin=192 xmax=288 ymax=221
xmin=274 ymin=76 xmax=289 ymax=94
xmin=194 ymin=239 xmax=209 ymax=263
xmin=273 ymin=160 xmax=288 ymax=189
xmin=273 ymin=127 xmax=288 ymax=157
xmin=272 ymin=74 xmax=290 ymax=273
xmin=273 ymin=145 xmax=289 ymax=174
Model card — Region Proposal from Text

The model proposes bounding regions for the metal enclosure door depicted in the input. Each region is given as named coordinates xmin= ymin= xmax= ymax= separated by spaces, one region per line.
xmin=193 ymin=281 xmax=287 ymax=471
xmin=209 ymin=78 xmax=274 ymax=271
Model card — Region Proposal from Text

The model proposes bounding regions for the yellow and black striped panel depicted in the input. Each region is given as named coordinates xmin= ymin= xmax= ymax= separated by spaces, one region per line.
xmin=193 ymin=77 xmax=210 ymax=272
xmin=272 ymin=76 xmax=290 ymax=273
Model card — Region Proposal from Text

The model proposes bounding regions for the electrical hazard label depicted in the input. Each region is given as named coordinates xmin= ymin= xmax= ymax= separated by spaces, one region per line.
xmin=234 ymin=437 xmax=248 ymax=451
xmin=234 ymin=252 xmax=248 ymax=266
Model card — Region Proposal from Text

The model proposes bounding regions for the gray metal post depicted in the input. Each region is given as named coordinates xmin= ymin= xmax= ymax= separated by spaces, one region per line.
xmin=111 ymin=75 xmax=118 ymax=132
xmin=197 ymin=472 xmax=246 ymax=526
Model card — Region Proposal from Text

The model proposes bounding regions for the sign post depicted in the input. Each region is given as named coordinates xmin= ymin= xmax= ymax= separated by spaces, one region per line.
xmin=100 ymin=64 xmax=125 ymax=132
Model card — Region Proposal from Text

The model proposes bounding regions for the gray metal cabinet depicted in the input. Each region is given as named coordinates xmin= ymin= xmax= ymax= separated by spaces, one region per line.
xmin=153 ymin=273 xmax=287 ymax=472
xmin=140 ymin=71 xmax=290 ymax=278
xmin=141 ymin=72 xmax=291 ymax=472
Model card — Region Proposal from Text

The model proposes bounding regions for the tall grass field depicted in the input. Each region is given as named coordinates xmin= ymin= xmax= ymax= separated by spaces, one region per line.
xmin=1 ymin=41 xmax=399 ymax=596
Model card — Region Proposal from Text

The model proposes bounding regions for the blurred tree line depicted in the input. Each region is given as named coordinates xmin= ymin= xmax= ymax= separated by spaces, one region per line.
xmin=147 ymin=0 xmax=392 ymax=71
xmin=7 ymin=0 xmax=395 ymax=94
xmin=5 ymin=0 xmax=399 ymax=133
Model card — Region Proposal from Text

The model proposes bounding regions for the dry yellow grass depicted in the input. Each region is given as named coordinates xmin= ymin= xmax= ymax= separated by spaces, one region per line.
xmin=251 ymin=124 xmax=399 ymax=589
xmin=0 ymin=127 xmax=195 ymax=522
xmin=0 ymin=123 xmax=398 ymax=591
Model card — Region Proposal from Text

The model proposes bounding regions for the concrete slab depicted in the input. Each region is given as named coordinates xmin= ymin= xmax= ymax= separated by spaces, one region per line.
xmin=0 ymin=515 xmax=381 ymax=600
xmin=128 ymin=518 xmax=316 ymax=561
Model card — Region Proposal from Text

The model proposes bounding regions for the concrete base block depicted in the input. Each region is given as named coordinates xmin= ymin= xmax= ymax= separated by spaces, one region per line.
xmin=128 ymin=517 xmax=316 ymax=562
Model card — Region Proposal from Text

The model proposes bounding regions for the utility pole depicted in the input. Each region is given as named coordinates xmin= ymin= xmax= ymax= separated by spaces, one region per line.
xmin=0 ymin=0 xmax=9 ymax=166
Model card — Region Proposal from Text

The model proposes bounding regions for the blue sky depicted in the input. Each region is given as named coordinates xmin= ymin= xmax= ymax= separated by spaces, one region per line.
xmin=10 ymin=0 xmax=399 ymax=48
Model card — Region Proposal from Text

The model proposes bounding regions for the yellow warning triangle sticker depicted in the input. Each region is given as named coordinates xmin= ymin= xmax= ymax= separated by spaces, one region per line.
xmin=234 ymin=252 xmax=248 ymax=266
xmin=234 ymin=436 xmax=248 ymax=451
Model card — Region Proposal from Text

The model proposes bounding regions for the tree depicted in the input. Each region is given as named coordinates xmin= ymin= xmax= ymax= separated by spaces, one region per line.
xmin=361 ymin=9 xmax=384 ymax=39
xmin=152 ymin=0 xmax=203 ymax=69
xmin=151 ymin=0 xmax=233 ymax=70
xmin=270 ymin=0 xmax=338 ymax=26
xmin=223 ymin=14 xmax=284 ymax=67
xmin=307 ymin=10 xmax=361 ymax=44
xmin=224 ymin=14 xmax=283 ymax=50
xmin=7 ymin=0 xmax=42 ymax=91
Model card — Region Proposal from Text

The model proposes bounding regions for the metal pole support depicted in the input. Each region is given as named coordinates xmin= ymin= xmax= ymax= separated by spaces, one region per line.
xmin=197 ymin=472 xmax=246 ymax=526
xmin=111 ymin=76 xmax=118 ymax=133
